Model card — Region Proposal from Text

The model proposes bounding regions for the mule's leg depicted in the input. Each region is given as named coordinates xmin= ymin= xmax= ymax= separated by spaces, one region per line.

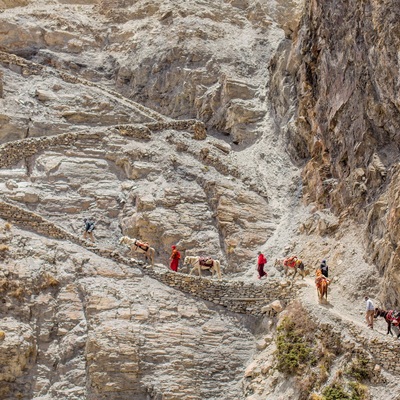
xmin=388 ymin=322 xmax=393 ymax=336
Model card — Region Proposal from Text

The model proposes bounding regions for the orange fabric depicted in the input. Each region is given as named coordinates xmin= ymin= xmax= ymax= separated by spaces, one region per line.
xmin=171 ymin=249 xmax=181 ymax=260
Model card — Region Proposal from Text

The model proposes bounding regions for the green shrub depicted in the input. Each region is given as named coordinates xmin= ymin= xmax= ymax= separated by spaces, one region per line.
xmin=322 ymin=383 xmax=351 ymax=400
xmin=275 ymin=303 xmax=317 ymax=375
xmin=349 ymin=381 xmax=369 ymax=400
xmin=346 ymin=357 xmax=372 ymax=381
xmin=321 ymin=381 xmax=369 ymax=400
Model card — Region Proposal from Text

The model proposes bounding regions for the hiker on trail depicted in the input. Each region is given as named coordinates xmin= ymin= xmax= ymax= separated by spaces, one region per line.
xmin=320 ymin=259 xmax=329 ymax=278
xmin=83 ymin=218 xmax=95 ymax=242
xmin=257 ymin=251 xmax=267 ymax=280
xmin=169 ymin=245 xmax=181 ymax=272
xmin=365 ymin=296 xmax=375 ymax=329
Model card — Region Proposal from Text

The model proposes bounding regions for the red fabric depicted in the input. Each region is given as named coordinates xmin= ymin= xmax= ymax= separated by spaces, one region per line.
xmin=284 ymin=256 xmax=297 ymax=268
xmin=257 ymin=253 xmax=267 ymax=278
xmin=170 ymin=249 xmax=180 ymax=271
xmin=258 ymin=254 xmax=267 ymax=265
xmin=171 ymin=250 xmax=181 ymax=259
xmin=170 ymin=258 xmax=179 ymax=271
xmin=257 ymin=264 xmax=267 ymax=278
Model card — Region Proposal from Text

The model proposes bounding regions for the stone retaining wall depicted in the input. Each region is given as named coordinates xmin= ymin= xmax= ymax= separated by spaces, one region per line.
xmin=144 ymin=267 xmax=295 ymax=316
xmin=117 ymin=120 xmax=207 ymax=139
xmin=0 ymin=131 xmax=104 ymax=168
xmin=346 ymin=320 xmax=400 ymax=374
xmin=0 ymin=199 xmax=294 ymax=316
xmin=0 ymin=123 xmax=207 ymax=170
xmin=0 ymin=50 xmax=208 ymax=140
xmin=306 ymin=306 xmax=400 ymax=376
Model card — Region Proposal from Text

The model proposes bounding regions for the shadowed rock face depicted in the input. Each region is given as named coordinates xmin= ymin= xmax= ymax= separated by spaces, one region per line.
xmin=270 ymin=0 xmax=400 ymax=307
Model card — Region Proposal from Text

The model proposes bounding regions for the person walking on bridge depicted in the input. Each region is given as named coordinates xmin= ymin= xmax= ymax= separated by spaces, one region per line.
xmin=365 ymin=296 xmax=375 ymax=329
xmin=257 ymin=251 xmax=267 ymax=280
xmin=169 ymin=245 xmax=180 ymax=272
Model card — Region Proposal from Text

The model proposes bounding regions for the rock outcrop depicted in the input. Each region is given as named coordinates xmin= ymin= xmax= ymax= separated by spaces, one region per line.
xmin=270 ymin=0 xmax=400 ymax=307
xmin=2 ymin=0 xmax=399 ymax=399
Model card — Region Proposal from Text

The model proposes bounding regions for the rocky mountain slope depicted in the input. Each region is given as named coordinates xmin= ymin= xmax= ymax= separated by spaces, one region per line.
xmin=0 ymin=1 xmax=399 ymax=399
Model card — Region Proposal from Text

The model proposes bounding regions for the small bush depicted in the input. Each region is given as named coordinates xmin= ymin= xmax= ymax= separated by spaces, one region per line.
xmin=346 ymin=357 xmax=372 ymax=381
xmin=4 ymin=222 xmax=12 ymax=231
xmin=349 ymin=381 xmax=369 ymax=400
xmin=297 ymin=371 xmax=318 ymax=399
xmin=275 ymin=303 xmax=316 ymax=374
xmin=321 ymin=380 xmax=369 ymax=400
xmin=322 ymin=383 xmax=351 ymax=400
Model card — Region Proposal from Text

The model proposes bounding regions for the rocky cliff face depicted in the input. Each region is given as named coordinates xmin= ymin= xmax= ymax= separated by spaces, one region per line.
xmin=1 ymin=0 xmax=400 ymax=399
xmin=270 ymin=0 xmax=400 ymax=307
xmin=0 ymin=1 xmax=305 ymax=399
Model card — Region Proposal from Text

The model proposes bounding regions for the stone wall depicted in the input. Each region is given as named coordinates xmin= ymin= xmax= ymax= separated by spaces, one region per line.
xmin=117 ymin=120 xmax=207 ymax=140
xmin=0 ymin=131 xmax=104 ymax=168
xmin=0 ymin=122 xmax=207 ymax=171
xmin=145 ymin=267 xmax=295 ymax=316
xmin=0 ymin=199 xmax=295 ymax=316
xmin=308 ymin=308 xmax=400 ymax=377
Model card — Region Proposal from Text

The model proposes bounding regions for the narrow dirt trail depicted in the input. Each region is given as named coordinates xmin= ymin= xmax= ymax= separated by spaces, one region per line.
xmin=299 ymin=276 xmax=398 ymax=344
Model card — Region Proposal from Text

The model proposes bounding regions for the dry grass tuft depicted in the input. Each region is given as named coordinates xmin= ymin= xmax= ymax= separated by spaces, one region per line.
xmin=40 ymin=273 xmax=60 ymax=289
xmin=0 ymin=244 xmax=9 ymax=252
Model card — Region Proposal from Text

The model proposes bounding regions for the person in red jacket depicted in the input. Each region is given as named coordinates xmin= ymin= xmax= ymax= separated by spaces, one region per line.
xmin=257 ymin=251 xmax=267 ymax=279
xmin=169 ymin=245 xmax=181 ymax=272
